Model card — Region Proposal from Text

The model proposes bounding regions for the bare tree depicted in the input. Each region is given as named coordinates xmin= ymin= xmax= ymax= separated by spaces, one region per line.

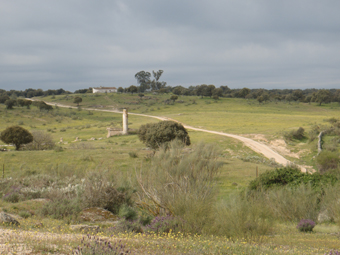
xmin=25 ymin=130 xmax=55 ymax=150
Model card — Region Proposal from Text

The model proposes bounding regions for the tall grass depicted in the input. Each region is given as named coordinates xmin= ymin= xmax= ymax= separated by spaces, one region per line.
xmin=263 ymin=184 xmax=320 ymax=222
xmin=320 ymin=184 xmax=340 ymax=224
xmin=211 ymin=193 xmax=273 ymax=241
xmin=135 ymin=141 xmax=222 ymax=234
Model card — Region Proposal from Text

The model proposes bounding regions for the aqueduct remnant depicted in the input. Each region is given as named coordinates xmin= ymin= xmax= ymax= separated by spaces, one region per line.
xmin=106 ymin=108 xmax=128 ymax=138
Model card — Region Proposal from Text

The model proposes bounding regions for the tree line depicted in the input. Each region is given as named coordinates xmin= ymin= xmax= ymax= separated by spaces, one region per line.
xmin=1 ymin=69 xmax=340 ymax=105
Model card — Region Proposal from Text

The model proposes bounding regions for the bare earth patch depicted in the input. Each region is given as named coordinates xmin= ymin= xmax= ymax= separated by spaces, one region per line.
xmin=243 ymin=134 xmax=269 ymax=143
xmin=269 ymin=139 xmax=300 ymax=159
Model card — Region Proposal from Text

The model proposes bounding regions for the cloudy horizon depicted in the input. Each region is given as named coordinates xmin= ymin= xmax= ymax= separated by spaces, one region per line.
xmin=1 ymin=0 xmax=340 ymax=92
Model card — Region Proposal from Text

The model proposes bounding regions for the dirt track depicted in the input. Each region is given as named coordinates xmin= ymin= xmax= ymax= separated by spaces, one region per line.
xmin=29 ymin=100 xmax=308 ymax=172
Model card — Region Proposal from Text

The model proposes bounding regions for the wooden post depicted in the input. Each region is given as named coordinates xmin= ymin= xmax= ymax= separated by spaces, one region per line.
xmin=256 ymin=166 xmax=258 ymax=178
xmin=2 ymin=164 xmax=4 ymax=179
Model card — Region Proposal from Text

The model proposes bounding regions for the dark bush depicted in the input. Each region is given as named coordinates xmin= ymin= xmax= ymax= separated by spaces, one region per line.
xmin=248 ymin=166 xmax=338 ymax=191
xmin=284 ymin=127 xmax=306 ymax=141
xmin=138 ymin=121 xmax=190 ymax=150
xmin=0 ymin=126 xmax=33 ymax=150
xmin=33 ymin=101 xmax=53 ymax=111
xmin=5 ymin=99 xmax=16 ymax=109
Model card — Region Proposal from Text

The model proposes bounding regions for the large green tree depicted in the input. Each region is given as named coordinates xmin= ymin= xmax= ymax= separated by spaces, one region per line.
xmin=0 ymin=126 xmax=33 ymax=150
xmin=312 ymin=89 xmax=331 ymax=106
xmin=73 ymin=96 xmax=82 ymax=106
xmin=138 ymin=121 xmax=190 ymax=150
xmin=135 ymin=71 xmax=151 ymax=92
xmin=127 ymin=85 xmax=138 ymax=94
xmin=5 ymin=99 xmax=16 ymax=109
xmin=150 ymin=70 xmax=166 ymax=91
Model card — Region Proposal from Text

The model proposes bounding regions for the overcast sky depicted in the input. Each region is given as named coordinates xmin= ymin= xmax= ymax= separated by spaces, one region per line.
xmin=1 ymin=0 xmax=340 ymax=91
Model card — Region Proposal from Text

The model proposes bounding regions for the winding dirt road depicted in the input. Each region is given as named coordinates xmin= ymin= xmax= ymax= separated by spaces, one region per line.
xmin=30 ymin=100 xmax=308 ymax=172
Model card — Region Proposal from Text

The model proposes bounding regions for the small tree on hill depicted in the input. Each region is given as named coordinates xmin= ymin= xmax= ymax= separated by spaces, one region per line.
xmin=128 ymin=85 xmax=138 ymax=94
xmin=138 ymin=121 xmax=190 ymax=150
xmin=5 ymin=99 xmax=16 ymax=109
xmin=74 ymin=96 xmax=82 ymax=106
xmin=24 ymin=100 xmax=32 ymax=109
xmin=170 ymin=95 xmax=178 ymax=103
xmin=0 ymin=126 xmax=33 ymax=150
xmin=16 ymin=99 xmax=32 ymax=109
xmin=0 ymin=95 xmax=10 ymax=104
xmin=33 ymin=101 xmax=53 ymax=111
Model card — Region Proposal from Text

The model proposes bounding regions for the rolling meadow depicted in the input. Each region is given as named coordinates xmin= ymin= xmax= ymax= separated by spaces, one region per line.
xmin=1 ymin=92 xmax=340 ymax=254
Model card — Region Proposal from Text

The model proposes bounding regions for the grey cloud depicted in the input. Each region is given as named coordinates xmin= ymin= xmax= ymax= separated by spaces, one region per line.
xmin=0 ymin=0 xmax=340 ymax=91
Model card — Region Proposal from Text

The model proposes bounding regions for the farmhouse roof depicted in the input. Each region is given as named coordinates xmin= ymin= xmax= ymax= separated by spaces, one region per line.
xmin=94 ymin=86 xmax=117 ymax=89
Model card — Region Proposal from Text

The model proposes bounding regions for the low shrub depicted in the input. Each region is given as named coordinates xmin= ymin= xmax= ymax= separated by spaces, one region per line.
xmin=82 ymin=171 xmax=134 ymax=215
xmin=316 ymin=151 xmax=340 ymax=173
xmin=128 ymin=152 xmax=138 ymax=158
xmin=144 ymin=215 xmax=183 ymax=234
xmin=41 ymin=197 xmax=81 ymax=220
xmin=135 ymin=141 xmax=222 ymax=234
xmin=248 ymin=166 xmax=338 ymax=191
xmin=210 ymin=193 xmax=273 ymax=241
xmin=284 ymin=127 xmax=306 ymax=141
xmin=118 ymin=204 xmax=137 ymax=221
xmin=74 ymin=236 xmax=131 ymax=255
xmin=264 ymin=184 xmax=320 ymax=222
xmin=297 ymin=219 xmax=315 ymax=232
xmin=54 ymin=146 xmax=64 ymax=152
xmin=320 ymin=183 xmax=340 ymax=224
xmin=18 ymin=211 xmax=31 ymax=219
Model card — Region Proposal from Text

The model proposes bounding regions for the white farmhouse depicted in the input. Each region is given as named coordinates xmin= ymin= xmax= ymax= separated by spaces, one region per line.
xmin=93 ymin=86 xmax=117 ymax=93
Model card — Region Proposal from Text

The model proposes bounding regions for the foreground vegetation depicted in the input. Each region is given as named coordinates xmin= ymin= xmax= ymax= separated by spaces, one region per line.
xmin=1 ymin=93 xmax=340 ymax=254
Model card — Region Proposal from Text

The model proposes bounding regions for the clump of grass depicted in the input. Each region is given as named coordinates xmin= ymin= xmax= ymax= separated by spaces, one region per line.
xmin=41 ymin=197 xmax=82 ymax=220
xmin=80 ymin=155 xmax=94 ymax=162
xmin=54 ymin=146 xmax=64 ymax=152
xmin=210 ymin=193 xmax=273 ymax=241
xmin=118 ymin=204 xmax=137 ymax=221
xmin=128 ymin=152 xmax=138 ymax=158
xmin=19 ymin=210 xmax=32 ymax=219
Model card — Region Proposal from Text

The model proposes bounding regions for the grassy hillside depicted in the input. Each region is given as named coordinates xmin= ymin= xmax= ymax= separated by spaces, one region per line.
xmin=42 ymin=92 xmax=340 ymax=135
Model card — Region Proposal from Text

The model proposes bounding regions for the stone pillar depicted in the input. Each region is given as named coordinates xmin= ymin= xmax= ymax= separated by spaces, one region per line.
xmin=122 ymin=108 xmax=128 ymax=135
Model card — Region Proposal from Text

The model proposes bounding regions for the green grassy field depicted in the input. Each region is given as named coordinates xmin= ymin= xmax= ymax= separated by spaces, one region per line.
xmin=0 ymin=101 xmax=276 ymax=194
xmin=43 ymin=93 xmax=340 ymax=135
xmin=1 ymin=94 xmax=340 ymax=254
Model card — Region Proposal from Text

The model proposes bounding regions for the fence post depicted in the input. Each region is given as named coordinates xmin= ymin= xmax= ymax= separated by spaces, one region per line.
xmin=256 ymin=166 xmax=258 ymax=178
